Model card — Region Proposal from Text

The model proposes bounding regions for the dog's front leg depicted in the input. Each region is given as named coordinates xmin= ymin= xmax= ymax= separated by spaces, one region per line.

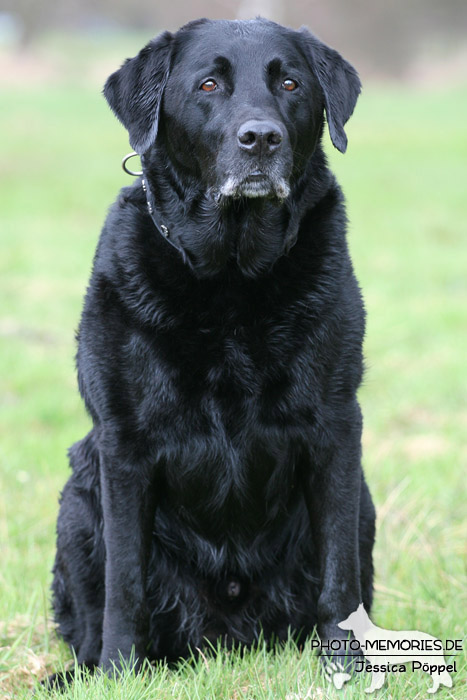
xmin=99 ymin=456 xmax=156 ymax=673
xmin=302 ymin=415 xmax=363 ymax=668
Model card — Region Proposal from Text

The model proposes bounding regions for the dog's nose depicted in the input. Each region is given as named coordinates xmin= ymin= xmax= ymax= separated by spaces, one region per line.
xmin=237 ymin=120 xmax=283 ymax=156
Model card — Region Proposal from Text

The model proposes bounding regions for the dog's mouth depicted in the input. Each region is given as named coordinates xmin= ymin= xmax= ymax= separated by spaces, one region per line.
xmin=217 ymin=170 xmax=290 ymax=202
xmin=242 ymin=171 xmax=277 ymax=197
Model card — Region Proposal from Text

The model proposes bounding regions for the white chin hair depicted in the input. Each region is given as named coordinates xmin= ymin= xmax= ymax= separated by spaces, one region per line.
xmin=219 ymin=177 xmax=290 ymax=200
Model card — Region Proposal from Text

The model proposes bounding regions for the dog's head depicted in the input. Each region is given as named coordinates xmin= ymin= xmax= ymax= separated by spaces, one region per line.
xmin=104 ymin=19 xmax=360 ymax=273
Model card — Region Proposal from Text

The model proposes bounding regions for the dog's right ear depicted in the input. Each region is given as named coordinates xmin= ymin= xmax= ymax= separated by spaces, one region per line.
xmin=103 ymin=31 xmax=174 ymax=154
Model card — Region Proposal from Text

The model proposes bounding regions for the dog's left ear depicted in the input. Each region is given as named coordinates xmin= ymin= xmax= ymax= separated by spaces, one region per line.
xmin=103 ymin=31 xmax=174 ymax=154
xmin=300 ymin=28 xmax=361 ymax=153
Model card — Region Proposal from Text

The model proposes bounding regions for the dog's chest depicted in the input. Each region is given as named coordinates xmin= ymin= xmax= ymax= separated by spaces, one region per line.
xmin=127 ymin=315 xmax=316 ymax=438
xmin=123 ymin=325 xmax=312 ymax=529
xmin=161 ymin=425 xmax=301 ymax=538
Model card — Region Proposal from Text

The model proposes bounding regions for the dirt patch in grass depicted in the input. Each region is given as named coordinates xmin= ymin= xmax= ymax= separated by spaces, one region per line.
xmin=0 ymin=614 xmax=59 ymax=696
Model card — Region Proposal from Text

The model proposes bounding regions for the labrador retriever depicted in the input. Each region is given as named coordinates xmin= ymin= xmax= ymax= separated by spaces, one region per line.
xmin=51 ymin=17 xmax=376 ymax=677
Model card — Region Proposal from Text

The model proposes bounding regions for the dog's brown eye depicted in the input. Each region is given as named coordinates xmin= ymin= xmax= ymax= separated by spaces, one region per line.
xmin=282 ymin=79 xmax=298 ymax=91
xmin=201 ymin=79 xmax=218 ymax=92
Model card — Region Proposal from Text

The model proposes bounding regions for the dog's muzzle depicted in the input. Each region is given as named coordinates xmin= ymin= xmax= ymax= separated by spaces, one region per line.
xmin=217 ymin=118 xmax=291 ymax=202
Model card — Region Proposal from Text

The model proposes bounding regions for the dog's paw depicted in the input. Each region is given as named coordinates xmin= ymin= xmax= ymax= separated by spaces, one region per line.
xmin=323 ymin=660 xmax=352 ymax=689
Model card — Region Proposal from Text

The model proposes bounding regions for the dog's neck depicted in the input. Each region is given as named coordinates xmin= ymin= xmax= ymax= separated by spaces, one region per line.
xmin=140 ymin=144 xmax=333 ymax=278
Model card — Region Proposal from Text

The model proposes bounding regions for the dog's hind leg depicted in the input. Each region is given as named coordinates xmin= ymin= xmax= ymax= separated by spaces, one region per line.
xmin=359 ymin=476 xmax=376 ymax=613
xmin=52 ymin=431 xmax=105 ymax=668
xmin=41 ymin=666 xmax=94 ymax=692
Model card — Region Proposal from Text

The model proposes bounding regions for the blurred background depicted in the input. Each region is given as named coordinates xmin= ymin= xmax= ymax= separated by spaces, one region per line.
xmin=1 ymin=0 xmax=467 ymax=82
xmin=0 ymin=1 xmax=466 ymax=697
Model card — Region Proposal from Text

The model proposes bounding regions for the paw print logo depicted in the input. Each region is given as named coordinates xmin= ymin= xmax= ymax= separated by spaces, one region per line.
xmin=324 ymin=660 xmax=352 ymax=690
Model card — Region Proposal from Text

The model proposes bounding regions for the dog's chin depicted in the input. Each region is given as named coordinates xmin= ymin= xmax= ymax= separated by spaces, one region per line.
xmin=217 ymin=174 xmax=290 ymax=203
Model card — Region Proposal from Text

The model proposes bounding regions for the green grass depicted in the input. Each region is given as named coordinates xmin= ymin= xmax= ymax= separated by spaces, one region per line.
xmin=0 ymin=72 xmax=466 ymax=698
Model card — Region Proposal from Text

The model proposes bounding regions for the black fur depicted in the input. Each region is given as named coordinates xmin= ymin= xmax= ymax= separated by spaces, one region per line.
xmin=51 ymin=17 xmax=375 ymax=676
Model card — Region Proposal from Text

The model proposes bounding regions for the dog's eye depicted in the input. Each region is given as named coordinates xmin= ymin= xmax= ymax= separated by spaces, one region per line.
xmin=200 ymin=79 xmax=218 ymax=92
xmin=282 ymin=79 xmax=298 ymax=92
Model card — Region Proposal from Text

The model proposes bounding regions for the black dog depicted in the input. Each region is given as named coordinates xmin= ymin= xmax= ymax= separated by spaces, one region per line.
xmin=51 ymin=17 xmax=376 ymax=676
